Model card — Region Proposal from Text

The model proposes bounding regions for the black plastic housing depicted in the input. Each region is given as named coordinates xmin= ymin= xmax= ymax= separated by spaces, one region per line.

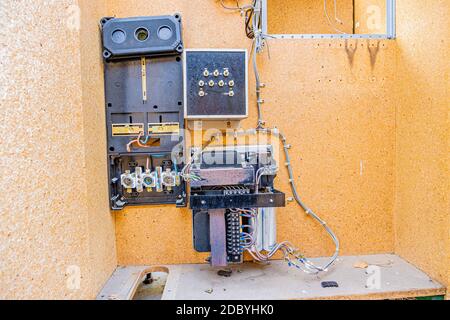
xmin=101 ymin=15 xmax=183 ymax=61
xmin=102 ymin=15 xmax=186 ymax=210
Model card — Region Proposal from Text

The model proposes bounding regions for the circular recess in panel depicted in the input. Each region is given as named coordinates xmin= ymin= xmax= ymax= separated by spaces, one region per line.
xmin=157 ymin=26 xmax=173 ymax=40
xmin=111 ymin=29 xmax=126 ymax=44
xmin=135 ymin=27 xmax=149 ymax=42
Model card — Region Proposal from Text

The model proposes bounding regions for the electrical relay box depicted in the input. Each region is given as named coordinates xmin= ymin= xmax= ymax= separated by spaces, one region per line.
xmin=189 ymin=145 xmax=285 ymax=267
xmin=184 ymin=49 xmax=248 ymax=121
xmin=101 ymin=15 xmax=187 ymax=210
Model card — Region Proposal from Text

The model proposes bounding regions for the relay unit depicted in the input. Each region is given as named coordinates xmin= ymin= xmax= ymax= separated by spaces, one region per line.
xmin=101 ymin=15 xmax=187 ymax=210
xmin=190 ymin=145 xmax=285 ymax=267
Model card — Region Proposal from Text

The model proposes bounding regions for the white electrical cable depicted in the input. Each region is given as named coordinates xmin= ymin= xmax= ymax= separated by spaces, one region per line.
xmin=324 ymin=0 xmax=347 ymax=34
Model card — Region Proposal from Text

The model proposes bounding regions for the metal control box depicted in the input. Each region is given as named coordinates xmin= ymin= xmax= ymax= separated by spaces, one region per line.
xmin=184 ymin=49 xmax=248 ymax=120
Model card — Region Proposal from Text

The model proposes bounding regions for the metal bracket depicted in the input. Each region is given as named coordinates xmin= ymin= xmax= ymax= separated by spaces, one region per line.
xmin=261 ymin=0 xmax=396 ymax=40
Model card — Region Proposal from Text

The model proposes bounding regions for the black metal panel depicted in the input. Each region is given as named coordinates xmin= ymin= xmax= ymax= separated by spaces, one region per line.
xmin=102 ymin=16 xmax=186 ymax=210
xmin=190 ymin=190 xmax=285 ymax=210
xmin=104 ymin=56 xmax=185 ymax=154
xmin=109 ymin=154 xmax=186 ymax=210
xmin=101 ymin=15 xmax=183 ymax=60
xmin=185 ymin=50 xmax=247 ymax=119
xmin=190 ymin=167 xmax=255 ymax=188
xmin=193 ymin=210 xmax=211 ymax=252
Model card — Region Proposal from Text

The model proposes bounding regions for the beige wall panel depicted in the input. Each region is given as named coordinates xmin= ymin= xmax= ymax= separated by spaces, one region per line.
xmin=0 ymin=0 xmax=115 ymax=299
xmin=79 ymin=0 xmax=117 ymax=298
xmin=354 ymin=0 xmax=386 ymax=34
xmin=0 ymin=0 xmax=90 ymax=299
xmin=1 ymin=0 xmax=447 ymax=299
xmin=394 ymin=0 xmax=450 ymax=289
xmin=109 ymin=0 xmax=396 ymax=265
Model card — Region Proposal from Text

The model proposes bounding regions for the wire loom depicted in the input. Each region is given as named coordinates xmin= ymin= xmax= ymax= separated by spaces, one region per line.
xmin=216 ymin=0 xmax=340 ymax=274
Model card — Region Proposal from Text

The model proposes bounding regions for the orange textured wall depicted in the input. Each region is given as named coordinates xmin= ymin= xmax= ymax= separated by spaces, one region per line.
xmin=79 ymin=0 xmax=118 ymax=297
xmin=1 ymin=0 xmax=448 ymax=299
xmin=393 ymin=0 xmax=450 ymax=289
xmin=354 ymin=0 xmax=386 ymax=34
xmin=108 ymin=0 xmax=396 ymax=266
xmin=0 ymin=0 xmax=115 ymax=299
xmin=267 ymin=0 xmax=354 ymax=34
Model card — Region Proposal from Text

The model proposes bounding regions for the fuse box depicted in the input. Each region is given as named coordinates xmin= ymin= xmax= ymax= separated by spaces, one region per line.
xmin=101 ymin=15 xmax=187 ymax=210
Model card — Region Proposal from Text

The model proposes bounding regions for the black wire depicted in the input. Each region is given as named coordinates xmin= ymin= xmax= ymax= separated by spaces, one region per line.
xmin=245 ymin=8 xmax=254 ymax=39
xmin=244 ymin=6 xmax=260 ymax=39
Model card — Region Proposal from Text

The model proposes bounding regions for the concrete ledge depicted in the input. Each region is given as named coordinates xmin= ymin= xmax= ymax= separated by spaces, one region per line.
xmin=97 ymin=254 xmax=446 ymax=300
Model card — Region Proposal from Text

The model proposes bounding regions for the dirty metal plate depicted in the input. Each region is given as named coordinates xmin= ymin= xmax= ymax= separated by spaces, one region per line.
xmin=190 ymin=167 xmax=255 ymax=188
xmin=190 ymin=190 xmax=285 ymax=210
xmin=209 ymin=209 xmax=228 ymax=268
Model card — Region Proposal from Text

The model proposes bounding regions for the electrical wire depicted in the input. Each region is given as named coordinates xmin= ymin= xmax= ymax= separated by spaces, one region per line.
xmin=219 ymin=0 xmax=242 ymax=11
xmin=127 ymin=132 xmax=145 ymax=152
xmin=218 ymin=0 xmax=340 ymax=274
xmin=181 ymin=136 xmax=216 ymax=182
xmin=324 ymin=0 xmax=347 ymax=34
xmin=126 ymin=132 xmax=159 ymax=152
xmin=231 ymin=128 xmax=340 ymax=273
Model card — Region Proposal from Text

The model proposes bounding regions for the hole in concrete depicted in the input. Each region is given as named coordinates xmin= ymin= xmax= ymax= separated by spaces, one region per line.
xmin=133 ymin=268 xmax=169 ymax=300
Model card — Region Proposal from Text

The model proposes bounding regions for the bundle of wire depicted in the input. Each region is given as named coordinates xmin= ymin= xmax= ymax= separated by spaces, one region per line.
xmin=180 ymin=136 xmax=217 ymax=182
xmin=126 ymin=132 xmax=160 ymax=152
xmin=218 ymin=0 xmax=340 ymax=274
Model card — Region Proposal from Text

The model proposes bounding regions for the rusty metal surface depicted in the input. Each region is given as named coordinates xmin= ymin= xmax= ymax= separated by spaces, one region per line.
xmin=190 ymin=167 xmax=255 ymax=188
xmin=209 ymin=209 xmax=228 ymax=268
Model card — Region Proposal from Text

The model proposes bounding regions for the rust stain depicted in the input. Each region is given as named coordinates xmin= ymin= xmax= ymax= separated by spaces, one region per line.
xmin=345 ymin=39 xmax=358 ymax=67
xmin=367 ymin=40 xmax=381 ymax=70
